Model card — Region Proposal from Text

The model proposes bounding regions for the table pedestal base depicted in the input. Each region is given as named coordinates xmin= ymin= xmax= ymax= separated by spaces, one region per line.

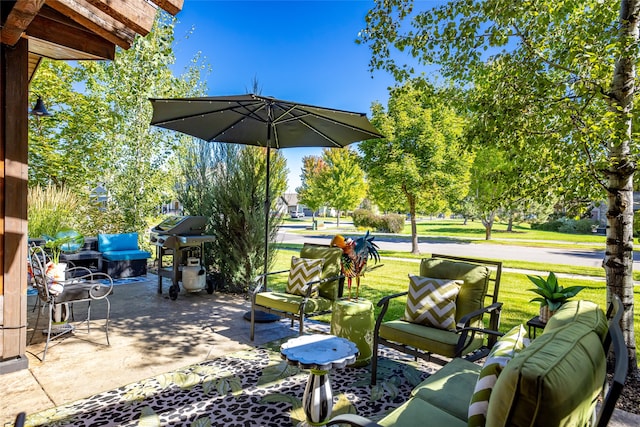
xmin=300 ymin=368 xmax=332 ymax=426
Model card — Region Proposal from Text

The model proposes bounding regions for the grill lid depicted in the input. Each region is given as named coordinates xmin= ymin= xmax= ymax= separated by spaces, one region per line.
xmin=152 ymin=215 xmax=208 ymax=235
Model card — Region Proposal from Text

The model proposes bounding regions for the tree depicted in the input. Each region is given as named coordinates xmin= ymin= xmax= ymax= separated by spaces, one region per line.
xmin=360 ymin=81 xmax=472 ymax=253
xmin=319 ymin=148 xmax=367 ymax=228
xmin=296 ymin=155 xmax=329 ymax=224
xmin=178 ymin=142 xmax=287 ymax=293
xmin=359 ymin=0 xmax=638 ymax=372
xmin=467 ymin=147 xmax=513 ymax=240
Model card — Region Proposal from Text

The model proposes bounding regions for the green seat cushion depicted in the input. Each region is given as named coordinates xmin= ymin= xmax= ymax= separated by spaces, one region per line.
xmin=420 ymin=258 xmax=490 ymax=327
xmin=487 ymin=322 xmax=606 ymax=427
xmin=379 ymin=319 xmax=483 ymax=358
xmin=544 ymin=299 xmax=608 ymax=341
xmin=255 ymin=291 xmax=333 ymax=314
xmin=411 ymin=357 xmax=481 ymax=422
xmin=301 ymin=244 xmax=342 ymax=300
xmin=378 ymin=397 xmax=468 ymax=427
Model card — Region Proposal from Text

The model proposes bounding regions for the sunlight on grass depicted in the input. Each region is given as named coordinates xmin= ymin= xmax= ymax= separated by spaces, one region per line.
xmin=270 ymin=244 xmax=640 ymax=359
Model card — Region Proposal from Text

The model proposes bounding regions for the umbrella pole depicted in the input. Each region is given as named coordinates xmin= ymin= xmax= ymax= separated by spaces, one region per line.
xmin=244 ymin=116 xmax=279 ymax=323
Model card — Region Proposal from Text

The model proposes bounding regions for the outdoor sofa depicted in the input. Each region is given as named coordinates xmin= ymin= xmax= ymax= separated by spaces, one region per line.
xmin=98 ymin=232 xmax=151 ymax=279
xmin=328 ymin=298 xmax=626 ymax=427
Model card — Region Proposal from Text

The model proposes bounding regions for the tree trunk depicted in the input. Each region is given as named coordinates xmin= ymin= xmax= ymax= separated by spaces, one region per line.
xmin=506 ymin=216 xmax=513 ymax=232
xmin=482 ymin=211 xmax=495 ymax=240
xmin=409 ymin=199 xmax=419 ymax=254
xmin=604 ymin=0 xmax=638 ymax=374
xmin=336 ymin=210 xmax=341 ymax=228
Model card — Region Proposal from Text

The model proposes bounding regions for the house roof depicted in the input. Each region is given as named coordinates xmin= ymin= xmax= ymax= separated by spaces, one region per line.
xmin=281 ymin=193 xmax=299 ymax=206
xmin=1 ymin=0 xmax=183 ymax=81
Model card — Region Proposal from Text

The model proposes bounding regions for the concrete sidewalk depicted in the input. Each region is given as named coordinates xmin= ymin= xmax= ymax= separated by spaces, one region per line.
xmin=1 ymin=274 xmax=638 ymax=426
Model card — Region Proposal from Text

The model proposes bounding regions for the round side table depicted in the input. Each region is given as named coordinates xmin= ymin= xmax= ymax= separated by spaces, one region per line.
xmin=281 ymin=334 xmax=358 ymax=426
xmin=330 ymin=298 xmax=374 ymax=367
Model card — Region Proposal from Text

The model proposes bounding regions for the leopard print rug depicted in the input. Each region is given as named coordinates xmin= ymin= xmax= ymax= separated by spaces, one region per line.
xmin=12 ymin=344 xmax=437 ymax=427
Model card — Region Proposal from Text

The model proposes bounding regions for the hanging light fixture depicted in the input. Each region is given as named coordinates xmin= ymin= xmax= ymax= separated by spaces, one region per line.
xmin=29 ymin=95 xmax=52 ymax=117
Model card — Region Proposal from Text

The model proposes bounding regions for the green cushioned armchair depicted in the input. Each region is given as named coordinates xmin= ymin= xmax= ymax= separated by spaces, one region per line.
xmin=250 ymin=243 xmax=344 ymax=341
xmin=371 ymin=254 xmax=504 ymax=385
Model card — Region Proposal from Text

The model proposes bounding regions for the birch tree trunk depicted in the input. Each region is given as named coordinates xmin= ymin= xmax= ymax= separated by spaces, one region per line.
xmin=605 ymin=0 xmax=638 ymax=372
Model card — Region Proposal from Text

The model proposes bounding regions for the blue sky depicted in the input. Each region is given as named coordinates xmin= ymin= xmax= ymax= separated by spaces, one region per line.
xmin=170 ymin=0 xmax=400 ymax=192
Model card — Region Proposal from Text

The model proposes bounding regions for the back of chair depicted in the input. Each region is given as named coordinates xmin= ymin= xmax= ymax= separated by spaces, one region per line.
xmin=420 ymin=254 xmax=501 ymax=324
xmin=300 ymin=243 xmax=344 ymax=300
xmin=28 ymin=245 xmax=52 ymax=303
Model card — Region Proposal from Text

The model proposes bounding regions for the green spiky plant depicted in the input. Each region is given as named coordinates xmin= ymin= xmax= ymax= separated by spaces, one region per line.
xmin=527 ymin=272 xmax=586 ymax=311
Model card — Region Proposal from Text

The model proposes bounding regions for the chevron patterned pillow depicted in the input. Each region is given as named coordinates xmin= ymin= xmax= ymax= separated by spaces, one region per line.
xmin=403 ymin=275 xmax=461 ymax=330
xmin=467 ymin=324 xmax=529 ymax=427
xmin=286 ymin=256 xmax=324 ymax=297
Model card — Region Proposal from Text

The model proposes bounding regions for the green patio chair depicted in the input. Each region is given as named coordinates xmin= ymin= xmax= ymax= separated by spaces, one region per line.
xmin=371 ymin=253 xmax=503 ymax=385
xmin=250 ymin=243 xmax=344 ymax=341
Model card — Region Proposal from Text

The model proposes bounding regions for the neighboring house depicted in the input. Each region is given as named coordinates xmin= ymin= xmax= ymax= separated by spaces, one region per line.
xmin=161 ymin=200 xmax=183 ymax=216
xmin=90 ymin=184 xmax=109 ymax=211
xmin=278 ymin=192 xmax=338 ymax=217
xmin=281 ymin=193 xmax=307 ymax=216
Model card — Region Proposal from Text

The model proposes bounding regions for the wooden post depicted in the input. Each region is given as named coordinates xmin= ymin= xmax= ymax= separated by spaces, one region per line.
xmin=0 ymin=37 xmax=29 ymax=373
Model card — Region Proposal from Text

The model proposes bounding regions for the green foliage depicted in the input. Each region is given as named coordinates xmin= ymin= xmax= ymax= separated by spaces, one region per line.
xmin=382 ymin=214 xmax=406 ymax=233
xmin=361 ymin=80 xmax=472 ymax=250
xmin=177 ymin=142 xmax=287 ymax=293
xmin=44 ymin=230 xmax=85 ymax=265
xmin=28 ymin=185 xmax=84 ymax=239
xmin=352 ymin=209 xmax=378 ymax=230
xmin=29 ymin=13 xmax=211 ymax=236
xmin=527 ymin=272 xmax=586 ymax=311
xmin=532 ymin=217 xmax=597 ymax=234
xmin=296 ymin=156 xmax=328 ymax=217
xmin=352 ymin=209 xmax=405 ymax=233
xmin=318 ymin=148 xmax=367 ymax=227
xmin=359 ymin=0 xmax=638 ymax=368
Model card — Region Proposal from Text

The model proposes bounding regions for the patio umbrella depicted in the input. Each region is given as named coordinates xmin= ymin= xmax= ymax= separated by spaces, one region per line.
xmin=149 ymin=94 xmax=384 ymax=300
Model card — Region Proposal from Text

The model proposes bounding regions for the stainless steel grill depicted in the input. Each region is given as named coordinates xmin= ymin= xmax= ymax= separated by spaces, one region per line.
xmin=150 ymin=215 xmax=216 ymax=300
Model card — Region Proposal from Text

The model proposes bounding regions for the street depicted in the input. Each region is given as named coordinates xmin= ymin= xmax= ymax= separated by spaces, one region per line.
xmin=276 ymin=224 xmax=640 ymax=270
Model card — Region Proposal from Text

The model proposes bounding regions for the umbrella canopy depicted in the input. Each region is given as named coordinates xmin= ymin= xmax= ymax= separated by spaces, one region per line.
xmin=149 ymin=94 xmax=384 ymax=149
xmin=149 ymin=93 xmax=384 ymax=281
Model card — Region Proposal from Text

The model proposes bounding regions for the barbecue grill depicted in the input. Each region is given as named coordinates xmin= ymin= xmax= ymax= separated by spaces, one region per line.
xmin=150 ymin=215 xmax=216 ymax=300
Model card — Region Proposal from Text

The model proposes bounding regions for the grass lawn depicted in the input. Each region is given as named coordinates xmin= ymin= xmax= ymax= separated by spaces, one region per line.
xmin=269 ymin=244 xmax=640 ymax=359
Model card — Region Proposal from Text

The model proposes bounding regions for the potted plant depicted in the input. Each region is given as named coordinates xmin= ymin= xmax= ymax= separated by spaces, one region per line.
xmin=43 ymin=230 xmax=84 ymax=284
xmin=527 ymin=272 xmax=586 ymax=322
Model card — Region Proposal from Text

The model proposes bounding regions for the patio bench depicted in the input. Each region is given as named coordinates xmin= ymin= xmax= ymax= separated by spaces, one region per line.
xmin=98 ymin=232 xmax=151 ymax=278
xmin=328 ymin=298 xmax=627 ymax=427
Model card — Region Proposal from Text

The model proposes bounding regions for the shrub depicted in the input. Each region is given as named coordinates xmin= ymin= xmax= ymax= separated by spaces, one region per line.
xmin=352 ymin=209 xmax=377 ymax=229
xmin=352 ymin=209 xmax=404 ymax=233
xmin=379 ymin=214 xmax=405 ymax=233
xmin=28 ymin=185 xmax=82 ymax=239
xmin=532 ymin=217 xmax=596 ymax=234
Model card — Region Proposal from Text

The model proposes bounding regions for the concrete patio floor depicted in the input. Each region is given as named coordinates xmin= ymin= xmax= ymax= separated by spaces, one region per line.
xmin=1 ymin=273 xmax=639 ymax=426
xmin=1 ymin=274 xmax=300 ymax=425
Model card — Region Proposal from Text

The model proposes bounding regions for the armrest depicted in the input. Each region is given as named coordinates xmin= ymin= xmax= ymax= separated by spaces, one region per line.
xmin=454 ymin=302 xmax=503 ymax=357
xmin=65 ymin=272 xmax=114 ymax=299
xmin=373 ymin=291 xmax=408 ymax=333
xmin=326 ymin=414 xmax=383 ymax=427
xmin=252 ymin=269 xmax=290 ymax=294
xmin=456 ymin=302 xmax=503 ymax=329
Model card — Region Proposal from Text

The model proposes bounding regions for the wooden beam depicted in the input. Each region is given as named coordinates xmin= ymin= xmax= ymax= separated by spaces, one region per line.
xmin=85 ymin=0 xmax=156 ymax=36
xmin=47 ymin=0 xmax=135 ymax=49
xmin=0 ymin=37 xmax=29 ymax=367
xmin=0 ymin=0 xmax=45 ymax=46
xmin=26 ymin=10 xmax=116 ymax=60
xmin=150 ymin=0 xmax=184 ymax=17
